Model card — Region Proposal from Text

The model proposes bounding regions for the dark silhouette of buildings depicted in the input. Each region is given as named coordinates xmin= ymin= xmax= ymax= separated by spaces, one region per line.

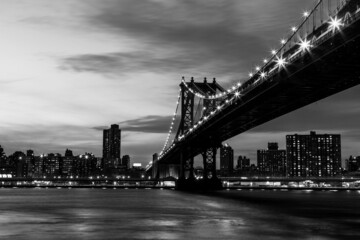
xmin=236 ymin=155 xmax=250 ymax=171
xmin=257 ymin=143 xmax=286 ymax=176
xmin=103 ymin=124 xmax=121 ymax=169
xmin=121 ymin=155 xmax=130 ymax=169
xmin=220 ymin=143 xmax=234 ymax=176
xmin=286 ymin=131 xmax=341 ymax=177
xmin=345 ymin=155 xmax=360 ymax=172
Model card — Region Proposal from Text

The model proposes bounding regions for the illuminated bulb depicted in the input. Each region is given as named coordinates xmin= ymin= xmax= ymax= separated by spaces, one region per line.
xmin=291 ymin=26 xmax=297 ymax=32
xmin=260 ymin=72 xmax=266 ymax=78
xmin=232 ymin=86 xmax=236 ymax=90
xmin=281 ymin=39 xmax=286 ymax=44
xmin=234 ymin=91 xmax=240 ymax=97
xmin=263 ymin=59 xmax=268 ymax=63
xmin=303 ymin=11 xmax=309 ymax=17
xmin=237 ymin=82 xmax=241 ymax=86
xmin=275 ymin=56 xmax=287 ymax=68
xmin=328 ymin=16 xmax=343 ymax=32
xmin=255 ymin=66 xmax=260 ymax=71
xmin=271 ymin=49 xmax=276 ymax=55
xmin=298 ymin=38 xmax=312 ymax=51
xmin=249 ymin=73 xmax=253 ymax=77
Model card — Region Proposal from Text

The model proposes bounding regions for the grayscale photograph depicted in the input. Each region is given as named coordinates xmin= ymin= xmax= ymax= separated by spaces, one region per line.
xmin=0 ymin=0 xmax=359 ymax=239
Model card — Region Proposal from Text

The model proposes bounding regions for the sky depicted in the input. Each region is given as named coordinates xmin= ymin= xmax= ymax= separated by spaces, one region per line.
xmin=1 ymin=0 xmax=360 ymax=166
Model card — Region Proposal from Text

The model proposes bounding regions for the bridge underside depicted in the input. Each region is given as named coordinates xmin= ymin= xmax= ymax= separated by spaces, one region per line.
xmin=158 ymin=17 xmax=360 ymax=170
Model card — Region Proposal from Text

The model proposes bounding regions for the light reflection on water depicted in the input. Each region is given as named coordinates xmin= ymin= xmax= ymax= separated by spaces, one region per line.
xmin=0 ymin=188 xmax=359 ymax=239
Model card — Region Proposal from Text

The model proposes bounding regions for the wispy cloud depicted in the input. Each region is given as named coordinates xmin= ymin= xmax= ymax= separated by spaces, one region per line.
xmin=93 ymin=115 xmax=172 ymax=133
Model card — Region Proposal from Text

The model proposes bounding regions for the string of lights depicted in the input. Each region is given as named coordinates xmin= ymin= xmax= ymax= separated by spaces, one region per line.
xmin=159 ymin=88 xmax=181 ymax=156
xmin=158 ymin=0 xmax=349 ymax=160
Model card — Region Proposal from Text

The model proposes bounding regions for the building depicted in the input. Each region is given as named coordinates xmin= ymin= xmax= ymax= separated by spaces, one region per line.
xmin=236 ymin=156 xmax=250 ymax=171
xmin=121 ymin=155 xmax=130 ymax=169
xmin=257 ymin=143 xmax=286 ymax=176
xmin=345 ymin=155 xmax=360 ymax=172
xmin=44 ymin=153 xmax=61 ymax=177
xmin=286 ymin=131 xmax=341 ymax=177
xmin=62 ymin=149 xmax=74 ymax=177
xmin=103 ymin=124 xmax=121 ymax=169
xmin=220 ymin=143 xmax=234 ymax=176
xmin=73 ymin=153 xmax=97 ymax=178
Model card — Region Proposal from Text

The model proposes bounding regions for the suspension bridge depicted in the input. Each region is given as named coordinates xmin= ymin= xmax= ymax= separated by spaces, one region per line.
xmin=147 ymin=0 xmax=360 ymax=190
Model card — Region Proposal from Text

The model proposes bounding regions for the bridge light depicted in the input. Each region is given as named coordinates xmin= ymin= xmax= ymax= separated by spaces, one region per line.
xmin=263 ymin=59 xmax=268 ymax=63
xmin=271 ymin=49 xmax=276 ymax=55
xmin=298 ymin=38 xmax=311 ymax=51
xmin=232 ymin=86 xmax=236 ymax=90
xmin=249 ymin=73 xmax=253 ymax=77
xmin=303 ymin=11 xmax=309 ymax=17
xmin=234 ymin=91 xmax=240 ymax=97
xmin=291 ymin=26 xmax=297 ymax=32
xmin=328 ymin=17 xmax=343 ymax=32
xmin=275 ymin=56 xmax=287 ymax=68
xmin=280 ymin=39 xmax=286 ymax=45
xmin=260 ymin=72 xmax=266 ymax=78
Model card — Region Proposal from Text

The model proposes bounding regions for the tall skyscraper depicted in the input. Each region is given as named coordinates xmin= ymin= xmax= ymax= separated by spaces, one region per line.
xmin=103 ymin=124 xmax=121 ymax=169
xmin=220 ymin=143 xmax=234 ymax=176
xmin=286 ymin=131 xmax=341 ymax=177
xmin=257 ymin=142 xmax=286 ymax=176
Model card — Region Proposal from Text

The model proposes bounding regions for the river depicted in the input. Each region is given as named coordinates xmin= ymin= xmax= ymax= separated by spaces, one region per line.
xmin=0 ymin=188 xmax=359 ymax=239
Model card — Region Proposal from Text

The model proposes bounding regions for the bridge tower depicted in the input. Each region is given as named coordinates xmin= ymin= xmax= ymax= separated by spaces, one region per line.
xmin=177 ymin=77 xmax=225 ymax=190
xmin=178 ymin=77 xmax=195 ymax=181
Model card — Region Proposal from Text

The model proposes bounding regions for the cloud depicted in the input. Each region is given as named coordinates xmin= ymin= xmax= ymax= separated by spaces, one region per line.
xmin=58 ymin=0 xmax=270 ymax=79
xmin=93 ymin=115 xmax=173 ymax=133
xmin=59 ymin=50 xmax=211 ymax=77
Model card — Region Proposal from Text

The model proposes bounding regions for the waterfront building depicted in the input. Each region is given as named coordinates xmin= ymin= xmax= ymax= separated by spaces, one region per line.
xmin=103 ymin=124 xmax=121 ymax=169
xmin=44 ymin=153 xmax=61 ymax=177
xmin=61 ymin=153 xmax=75 ymax=177
xmin=257 ymin=143 xmax=286 ymax=176
xmin=25 ymin=149 xmax=35 ymax=177
xmin=236 ymin=155 xmax=250 ymax=171
xmin=33 ymin=155 xmax=44 ymax=177
xmin=346 ymin=155 xmax=360 ymax=172
xmin=286 ymin=131 xmax=341 ymax=177
xmin=121 ymin=155 xmax=130 ymax=169
xmin=73 ymin=153 xmax=97 ymax=177
xmin=220 ymin=143 xmax=234 ymax=176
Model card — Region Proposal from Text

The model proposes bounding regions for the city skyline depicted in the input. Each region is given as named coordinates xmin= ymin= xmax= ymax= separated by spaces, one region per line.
xmin=1 ymin=0 xmax=360 ymax=166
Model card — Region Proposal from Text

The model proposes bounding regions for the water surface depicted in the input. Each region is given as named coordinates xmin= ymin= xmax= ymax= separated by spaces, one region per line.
xmin=0 ymin=188 xmax=359 ymax=239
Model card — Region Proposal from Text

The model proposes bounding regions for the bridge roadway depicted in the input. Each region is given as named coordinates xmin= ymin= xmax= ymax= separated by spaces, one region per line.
xmin=158 ymin=5 xmax=360 ymax=167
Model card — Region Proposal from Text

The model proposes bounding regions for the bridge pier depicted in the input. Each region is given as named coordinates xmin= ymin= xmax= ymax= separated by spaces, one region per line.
xmin=176 ymin=145 xmax=222 ymax=191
